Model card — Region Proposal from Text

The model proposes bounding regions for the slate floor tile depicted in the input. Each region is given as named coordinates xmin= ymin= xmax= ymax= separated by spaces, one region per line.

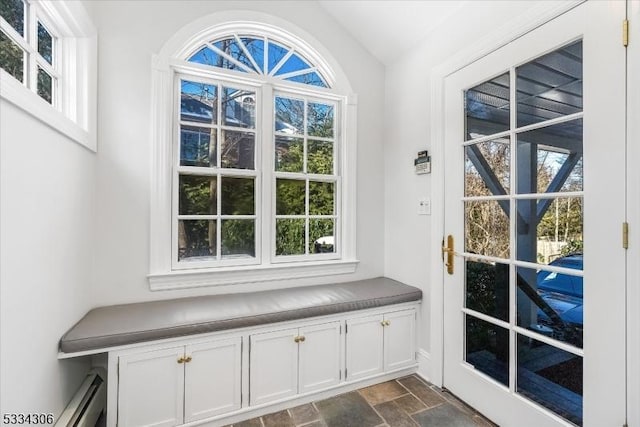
xmin=412 ymin=402 xmax=477 ymax=427
xmin=398 ymin=376 xmax=446 ymax=408
xmin=262 ymin=409 xmax=294 ymax=427
xmin=394 ymin=393 xmax=427 ymax=415
xmin=374 ymin=401 xmax=418 ymax=427
xmin=316 ymin=391 xmax=383 ymax=427
xmin=290 ymin=403 xmax=321 ymax=425
xmin=359 ymin=380 xmax=409 ymax=405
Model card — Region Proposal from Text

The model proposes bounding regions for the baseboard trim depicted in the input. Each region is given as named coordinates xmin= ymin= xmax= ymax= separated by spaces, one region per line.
xmin=415 ymin=348 xmax=432 ymax=384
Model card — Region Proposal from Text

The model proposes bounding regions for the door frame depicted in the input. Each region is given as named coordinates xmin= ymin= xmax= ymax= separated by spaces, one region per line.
xmin=427 ymin=0 xmax=585 ymax=387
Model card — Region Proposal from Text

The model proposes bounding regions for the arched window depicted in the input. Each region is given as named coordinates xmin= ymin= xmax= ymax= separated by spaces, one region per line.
xmin=149 ymin=17 xmax=357 ymax=290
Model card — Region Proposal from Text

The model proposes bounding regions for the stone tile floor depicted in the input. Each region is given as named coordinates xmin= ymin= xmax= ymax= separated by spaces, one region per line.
xmin=228 ymin=375 xmax=496 ymax=427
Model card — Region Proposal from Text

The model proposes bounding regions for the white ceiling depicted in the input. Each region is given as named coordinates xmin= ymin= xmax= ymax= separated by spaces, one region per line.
xmin=317 ymin=0 xmax=467 ymax=65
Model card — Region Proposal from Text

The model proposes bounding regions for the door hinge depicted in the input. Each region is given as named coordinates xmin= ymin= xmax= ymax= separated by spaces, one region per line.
xmin=345 ymin=324 xmax=348 ymax=334
xmin=623 ymin=19 xmax=629 ymax=47
xmin=623 ymin=222 xmax=629 ymax=249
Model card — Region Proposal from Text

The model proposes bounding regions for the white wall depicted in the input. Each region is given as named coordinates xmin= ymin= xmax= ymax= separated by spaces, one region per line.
xmin=0 ymin=100 xmax=95 ymax=415
xmin=85 ymin=0 xmax=386 ymax=304
xmin=383 ymin=1 xmax=560 ymax=355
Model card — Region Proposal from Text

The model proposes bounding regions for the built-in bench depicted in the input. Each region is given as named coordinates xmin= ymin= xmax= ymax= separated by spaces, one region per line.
xmin=59 ymin=277 xmax=422 ymax=354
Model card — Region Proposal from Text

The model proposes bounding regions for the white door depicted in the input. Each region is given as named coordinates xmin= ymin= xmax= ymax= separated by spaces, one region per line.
xmin=383 ymin=309 xmax=416 ymax=371
xmin=118 ymin=347 xmax=185 ymax=427
xmin=345 ymin=314 xmax=384 ymax=380
xmin=443 ymin=2 xmax=626 ymax=426
xmin=249 ymin=327 xmax=298 ymax=405
xmin=184 ymin=337 xmax=242 ymax=422
xmin=298 ymin=321 xmax=342 ymax=393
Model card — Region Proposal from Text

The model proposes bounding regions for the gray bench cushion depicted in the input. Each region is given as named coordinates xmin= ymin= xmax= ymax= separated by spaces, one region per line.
xmin=60 ymin=277 xmax=421 ymax=353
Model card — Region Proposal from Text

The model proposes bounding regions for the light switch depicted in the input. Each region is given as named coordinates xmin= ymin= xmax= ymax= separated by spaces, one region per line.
xmin=418 ymin=198 xmax=431 ymax=215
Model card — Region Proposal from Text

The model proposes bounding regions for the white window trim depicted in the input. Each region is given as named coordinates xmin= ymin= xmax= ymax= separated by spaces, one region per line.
xmin=0 ymin=0 xmax=97 ymax=151
xmin=149 ymin=14 xmax=358 ymax=290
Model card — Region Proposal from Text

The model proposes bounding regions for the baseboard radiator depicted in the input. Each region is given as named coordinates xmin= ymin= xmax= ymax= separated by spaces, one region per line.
xmin=56 ymin=369 xmax=106 ymax=427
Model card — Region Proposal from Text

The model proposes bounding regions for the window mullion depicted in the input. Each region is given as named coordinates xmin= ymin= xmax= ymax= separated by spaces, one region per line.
xmin=27 ymin=1 xmax=37 ymax=93
xmin=216 ymin=83 xmax=223 ymax=261
xmin=261 ymin=83 xmax=274 ymax=262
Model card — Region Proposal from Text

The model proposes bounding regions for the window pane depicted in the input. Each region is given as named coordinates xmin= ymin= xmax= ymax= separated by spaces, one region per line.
xmin=517 ymin=41 xmax=582 ymax=127
xmin=180 ymin=125 xmax=215 ymax=167
xmin=466 ymin=260 xmax=509 ymax=322
xmin=517 ymin=335 xmax=582 ymax=426
xmin=37 ymin=67 xmax=52 ymax=104
xmin=178 ymin=220 xmax=216 ymax=261
xmin=267 ymin=41 xmax=289 ymax=74
xmin=285 ymin=72 xmax=327 ymax=88
xmin=307 ymin=140 xmax=333 ymax=175
xmin=181 ymin=80 xmax=217 ymax=124
xmin=213 ymin=38 xmax=254 ymax=72
xmin=37 ymin=21 xmax=53 ymax=64
xmin=275 ymin=96 xmax=304 ymax=134
xmin=465 ymin=200 xmax=510 ymax=258
xmin=309 ymin=219 xmax=334 ymax=254
xmin=465 ymin=315 xmax=509 ymax=387
xmin=516 ymin=119 xmax=583 ymax=194
xmin=275 ymin=136 xmax=303 ymax=172
xmin=465 ymin=72 xmax=510 ymax=140
xmin=516 ymin=197 xmax=583 ymax=265
xmin=276 ymin=179 xmax=305 ymax=215
xmin=274 ymin=53 xmax=310 ymax=76
xmin=276 ymin=218 xmax=305 ymax=256
xmin=179 ymin=175 xmax=216 ymax=215
xmin=240 ymin=37 xmax=264 ymax=73
xmin=221 ymin=130 xmax=255 ymax=169
xmin=222 ymin=87 xmax=255 ymax=128
xmin=517 ymin=266 xmax=583 ymax=349
xmin=307 ymin=102 xmax=334 ymax=138
xmin=0 ymin=0 xmax=24 ymax=36
xmin=309 ymin=181 xmax=334 ymax=215
xmin=221 ymin=219 xmax=255 ymax=258
xmin=221 ymin=177 xmax=254 ymax=215
xmin=0 ymin=30 xmax=23 ymax=82
xmin=465 ymin=138 xmax=510 ymax=197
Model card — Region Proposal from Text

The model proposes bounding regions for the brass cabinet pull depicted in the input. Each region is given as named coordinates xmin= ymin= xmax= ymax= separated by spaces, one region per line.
xmin=294 ymin=335 xmax=306 ymax=343
xmin=294 ymin=336 xmax=300 ymax=343
xmin=385 ymin=320 xmax=391 ymax=326
xmin=299 ymin=335 xmax=305 ymax=342
xmin=380 ymin=321 xmax=386 ymax=327
xmin=177 ymin=357 xmax=185 ymax=364
xmin=184 ymin=355 xmax=192 ymax=363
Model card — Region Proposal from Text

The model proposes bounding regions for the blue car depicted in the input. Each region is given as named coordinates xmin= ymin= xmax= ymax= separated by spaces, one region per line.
xmin=535 ymin=254 xmax=583 ymax=343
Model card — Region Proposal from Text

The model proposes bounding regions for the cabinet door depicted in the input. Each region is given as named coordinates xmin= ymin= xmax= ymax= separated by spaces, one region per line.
xmin=184 ymin=337 xmax=242 ymax=423
xmin=118 ymin=347 xmax=185 ymax=427
xmin=384 ymin=309 xmax=416 ymax=371
xmin=345 ymin=315 xmax=384 ymax=380
xmin=299 ymin=321 xmax=341 ymax=393
xmin=249 ymin=328 xmax=298 ymax=405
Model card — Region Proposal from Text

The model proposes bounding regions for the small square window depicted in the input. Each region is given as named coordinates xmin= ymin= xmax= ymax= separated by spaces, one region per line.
xmin=37 ymin=21 xmax=53 ymax=64
xmin=0 ymin=0 xmax=25 ymax=36
xmin=37 ymin=66 xmax=53 ymax=104
xmin=0 ymin=30 xmax=24 ymax=82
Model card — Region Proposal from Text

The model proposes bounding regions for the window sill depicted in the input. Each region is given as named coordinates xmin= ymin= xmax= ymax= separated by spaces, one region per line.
xmin=148 ymin=259 xmax=359 ymax=291
xmin=0 ymin=69 xmax=96 ymax=152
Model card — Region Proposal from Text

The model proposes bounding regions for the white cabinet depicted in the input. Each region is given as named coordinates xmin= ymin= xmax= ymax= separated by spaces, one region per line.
xmin=250 ymin=321 xmax=341 ymax=405
xmin=346 ymin=309 xmax=416 ymax=381
xmin=117 ymin=337 xmax=242 ymax=427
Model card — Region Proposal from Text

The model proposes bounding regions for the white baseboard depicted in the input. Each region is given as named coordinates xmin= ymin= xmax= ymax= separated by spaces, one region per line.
xmin=415 ymin=348 xmax=433 ymax=385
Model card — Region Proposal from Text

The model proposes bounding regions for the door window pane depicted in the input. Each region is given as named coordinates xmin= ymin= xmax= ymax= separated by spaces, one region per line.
xmin=465 ymin=138 xmax=510 ymax=197
xmin=0 ymin=31 xmax=23 ymax=82
xmin=516 ymin=119 xmax=583 ymax=194
xmin=516 ymin=197 xmax=583 ymax=265
xmin=465 ymin=200 xmax=510 ymax=258
xmin=465 ymin=72 xmax=510 ymax=140
xmin=517 ymin=334 xmax=582 ymax=426
xmin=517 ymin=266 xmax=583 ymax=348
xmin=465 ymin=315 xmax=509 ymax=387
xmin=466 ymin=260 xmax=509 ymax=322
xmin=178 ymin=220 xmax=216 ymax=261
xmin=517 ymin=41 xmax=582 ymax=127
